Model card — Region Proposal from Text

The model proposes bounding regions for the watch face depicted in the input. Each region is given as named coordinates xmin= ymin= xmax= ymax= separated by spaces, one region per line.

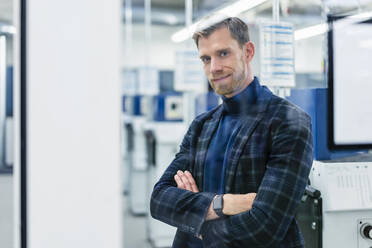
xmin=213 ymin=195 xmax=223 ymax=210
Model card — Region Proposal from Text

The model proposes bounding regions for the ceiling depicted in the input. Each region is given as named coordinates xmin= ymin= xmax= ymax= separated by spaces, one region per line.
xmin=2 ymin=0 xmax=372 ymax=28
xmin=128 ymin=0 xmax=234 ymax=25
xmin=131 ymin=0 xmax=232 ymax=10
xmin=125 ymin=0 xmax=372 ymax=27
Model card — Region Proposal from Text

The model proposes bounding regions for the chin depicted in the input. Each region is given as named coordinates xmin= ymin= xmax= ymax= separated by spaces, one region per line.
xmin=215 ymin=89 xmax=232 ymax=96
xmin=213 ymin=83 xmax=231 ymax=93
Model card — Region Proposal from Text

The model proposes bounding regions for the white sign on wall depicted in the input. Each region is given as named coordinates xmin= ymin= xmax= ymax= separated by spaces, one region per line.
xmin=260 ymin=21 xmax=295 ymax=87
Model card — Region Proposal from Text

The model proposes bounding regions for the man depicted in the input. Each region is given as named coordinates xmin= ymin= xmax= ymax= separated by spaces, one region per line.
xmin=150 ymin=17 xmax=313 ymax=248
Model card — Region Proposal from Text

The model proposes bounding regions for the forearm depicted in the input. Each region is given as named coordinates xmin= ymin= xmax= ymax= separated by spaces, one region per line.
xmin=151 ymin=151 xmax=215 ymax=236
xmin=205 ymin=193 xmax=256 ymax=221
xmin=223 ymin=193 xmax=255 ymax=215
xmin=151 ymin=180 xmax=215 ymax=236
xmin=201 ymin=205 xmax=272 ymax=247
xmin=172 ymin=171 xmax=256 ymax=238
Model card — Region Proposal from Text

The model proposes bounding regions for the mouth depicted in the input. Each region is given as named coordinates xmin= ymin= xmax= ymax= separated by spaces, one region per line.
xmin=212 ymin=74 xmax=231 ymax=83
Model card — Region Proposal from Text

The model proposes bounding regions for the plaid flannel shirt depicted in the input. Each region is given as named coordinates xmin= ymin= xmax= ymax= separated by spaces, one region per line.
xmin=150 ymin=84 xmax=314 ymax=248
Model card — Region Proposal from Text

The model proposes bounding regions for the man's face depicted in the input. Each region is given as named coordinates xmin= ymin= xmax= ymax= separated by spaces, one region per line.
xmin=197 ymin=27 xmax=254 ymax=98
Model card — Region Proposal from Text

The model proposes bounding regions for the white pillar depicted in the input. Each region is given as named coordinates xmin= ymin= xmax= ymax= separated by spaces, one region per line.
xmin=14 ymin=0 xmax=122 ymax=247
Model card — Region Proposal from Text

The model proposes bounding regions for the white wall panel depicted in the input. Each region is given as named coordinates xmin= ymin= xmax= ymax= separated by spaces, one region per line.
xmin=23 ymin=0 xmax=122 ymax=247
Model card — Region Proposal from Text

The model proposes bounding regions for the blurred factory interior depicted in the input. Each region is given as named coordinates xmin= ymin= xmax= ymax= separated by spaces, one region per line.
xmin=1 ymin=0 xmax=372 ymax=247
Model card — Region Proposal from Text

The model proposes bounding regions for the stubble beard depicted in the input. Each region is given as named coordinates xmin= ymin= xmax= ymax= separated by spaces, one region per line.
xmin=229 ymin=56 xmax=249 ymax=96
xmin=214 ymin=62 xmax=247 ymax=97
xmin=209 ymin=54 xmax=249 ymax=97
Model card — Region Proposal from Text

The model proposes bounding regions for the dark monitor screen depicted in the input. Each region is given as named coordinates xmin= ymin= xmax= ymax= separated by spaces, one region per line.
xmin=328 ymin=14 xmax=372 ymax=149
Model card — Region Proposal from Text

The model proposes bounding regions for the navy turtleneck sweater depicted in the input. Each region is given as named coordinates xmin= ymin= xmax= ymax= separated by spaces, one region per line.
xmin=187 ymin=77 xmax=259 ymax=248
xmin=203 ymin=76 xmax=258 ymax=194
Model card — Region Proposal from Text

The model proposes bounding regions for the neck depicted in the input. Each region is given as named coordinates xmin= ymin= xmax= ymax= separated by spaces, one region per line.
xmin=222 ymin=76 xmax=258 ymax=115
xmin=224 ymin=74 xmax=254 ymax=98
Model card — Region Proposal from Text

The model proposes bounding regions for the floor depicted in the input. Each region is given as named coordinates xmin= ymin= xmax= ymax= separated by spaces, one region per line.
xmin=122 ymin=193 xmax=154 ymax=248
xmin=0 ymin=174 xmax=13 ymax=248
xmin=0 ymin=174 xmax=168 ymax=248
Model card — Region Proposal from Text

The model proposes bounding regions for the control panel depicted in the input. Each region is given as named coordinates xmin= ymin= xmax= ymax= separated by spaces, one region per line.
xmin=358 ymin=218 xmax=372 ymax=248
xmin=165 ymin=96 xmax=183 ymax=120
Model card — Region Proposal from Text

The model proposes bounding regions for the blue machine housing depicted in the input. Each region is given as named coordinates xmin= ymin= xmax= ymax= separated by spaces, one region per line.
xmin=194 ymin=92 xmax=220 ymax=116
xmin=286 ymin=88 xmax=366 ymax=160
xmin=132 ymin=95 xmax=143 ymax=116
xmin=152 ymin=93 xmax=183 ymax=122
xmin=123 ymin=95 xmax=146 ymax=116
xmin=122 ymin=95 xmax=126 ymax=113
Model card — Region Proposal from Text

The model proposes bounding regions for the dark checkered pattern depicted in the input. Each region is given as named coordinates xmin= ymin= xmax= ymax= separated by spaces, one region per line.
xmin=150 ymin=85 xmax=314 ymax=248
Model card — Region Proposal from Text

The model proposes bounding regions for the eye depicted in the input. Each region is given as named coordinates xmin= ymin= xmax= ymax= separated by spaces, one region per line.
xmin=201 ymin=57 xmax=210 ymax=64
xmin=220 ymin=51 xmax=228 ymax=57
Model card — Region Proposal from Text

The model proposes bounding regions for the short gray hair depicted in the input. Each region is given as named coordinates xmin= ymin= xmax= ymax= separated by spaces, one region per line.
xmin=192 ymin=17 xmax=250 ymax=48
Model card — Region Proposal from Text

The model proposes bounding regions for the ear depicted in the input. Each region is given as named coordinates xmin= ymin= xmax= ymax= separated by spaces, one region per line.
xmin=244 ymin=41 xmax=255 ymax=62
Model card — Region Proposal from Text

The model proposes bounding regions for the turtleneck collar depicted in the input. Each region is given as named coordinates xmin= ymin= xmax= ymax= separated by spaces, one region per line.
xmin=221 ymin=76 xmax=259 ymax=115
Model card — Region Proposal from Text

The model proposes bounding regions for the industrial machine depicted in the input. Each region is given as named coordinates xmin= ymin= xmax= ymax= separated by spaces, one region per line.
xmin=127 ymin=94 xmax=151 ymax=215
xmin=289 ymin=14 xmax=372 ymax=246
xmin=121 ymin=95 xmax=131 ymax=195
xmin=145 ymin=93 xmax=186 ymax=247
xmin=287 ymin=88 xmax=372 ymax=248
xmin=0 ymin=27 xmax=14 ymax=173
xmin=311 ymin=158 xmax=372 ymax=248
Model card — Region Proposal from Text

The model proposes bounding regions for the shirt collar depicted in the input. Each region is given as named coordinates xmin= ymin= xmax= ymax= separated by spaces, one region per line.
xmin=221 ymin=76 xmax=259 ymax=115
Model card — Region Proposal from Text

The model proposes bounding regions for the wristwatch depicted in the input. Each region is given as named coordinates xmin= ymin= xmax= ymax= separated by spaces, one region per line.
xmin=213 ymin=194 xmax=225 ymax=217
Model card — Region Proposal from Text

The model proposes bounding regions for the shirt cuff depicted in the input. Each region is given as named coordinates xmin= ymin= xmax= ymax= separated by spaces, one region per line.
xmin=194 ymin=192 xmax=216 ymax=238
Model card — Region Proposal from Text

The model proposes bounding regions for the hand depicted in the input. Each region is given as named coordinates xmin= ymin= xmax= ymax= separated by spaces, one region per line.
xmin=222 ymin=193 xmax=257 ymax=215
xmin=174 ymin=170 xmax=199 ymax=193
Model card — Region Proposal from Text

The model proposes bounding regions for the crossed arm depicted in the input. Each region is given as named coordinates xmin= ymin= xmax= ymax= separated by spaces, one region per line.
xmin=151 ymin=109 xmax=313 ymax=247
xmin=174 ymin=170 xmax=257 ymax=221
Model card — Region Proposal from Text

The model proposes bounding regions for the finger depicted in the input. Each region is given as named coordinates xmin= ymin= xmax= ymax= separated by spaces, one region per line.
xmin=176 ymin=171 xmax=188 ymax=190
xmin=184 ymin=171 xmax=199 ymax=193
xmin=178 ymin=171 xmax=192 ymax=191
xmin=174 ymin=174 xmax=185 ymax=189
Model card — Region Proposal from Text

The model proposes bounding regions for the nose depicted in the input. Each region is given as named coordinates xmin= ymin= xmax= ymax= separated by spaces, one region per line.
xmin=210 ymin=58 xmax=223 ymax=74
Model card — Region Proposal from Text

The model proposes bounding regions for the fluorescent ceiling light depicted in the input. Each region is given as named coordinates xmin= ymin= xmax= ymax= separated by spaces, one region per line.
xmin=294 ymin=23 xmax=328 ymax=40
xmin=171 ymin=0 xmax=270 ymax=43
xmin=217 ymin=0 xmax=269 ymax=16
xmin=295 ymin=10 xmax=372 ymax=41
xmin=171 ymin=23 xmax=198 ymax=43
xmin=350 ymin=10 xmax=372 ymax=19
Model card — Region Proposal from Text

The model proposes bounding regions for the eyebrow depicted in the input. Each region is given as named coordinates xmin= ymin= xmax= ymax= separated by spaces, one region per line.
xmin=199 ymin=55 xmax=210 ymax=60
xmin=199 ymin=47 xmax=231 ymax=58
xmin=215 ymin=48 xmax=230 ymax=54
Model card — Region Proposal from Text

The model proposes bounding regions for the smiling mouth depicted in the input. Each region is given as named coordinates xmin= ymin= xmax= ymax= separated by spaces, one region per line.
xmin=213 ymin=74 xmax=231 ymax=82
